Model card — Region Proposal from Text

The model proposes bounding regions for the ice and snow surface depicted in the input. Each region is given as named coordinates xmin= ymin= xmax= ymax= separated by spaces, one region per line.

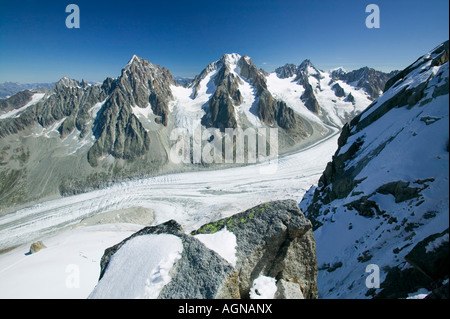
xmin=314 ymin=72 xmax=371 ymax=125
xmin=249 ymin=275 xmax=277 ymax=299
xmin=2 ymin=52 xmax=443 ymax=299
xmin=170 ymin=53 xmax=262 ymax=130
xmin=426 ymin=233 xmax=449 ymax=253
xmin=0 ymin=130 xmax=339 ymax=252
xmin=223 ymin=53 xmax=262 ymax=127
xmin=88 ymin=234 xmax=183 ymax=299
xmin=266 ymin=73 xmax=323 ymax=125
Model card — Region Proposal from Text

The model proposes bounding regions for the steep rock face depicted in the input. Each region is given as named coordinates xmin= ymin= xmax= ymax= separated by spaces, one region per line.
xmin=206 ymin=86 xmax=238 ymax=130
xmin=90 ymin=200 xmax=318 ymax=299
xmin=275 ymin=63 xmax=298 ymax=79
xmin=192 ymin=200 xmax=318 ymax=299
xmin=0 ymin=56 xmax=176 ymax=166
xmin=294 ymin=60 xmax=322 ymax=115
xmin=87 ymin=89 xmax=151 ymax=165
xmin=238 ymin=56 xmax=268 ymax=95
xmin=257 ymin=90 xmax=301 ymax=131
xmin=0 ymin=78 xmax=105 ymax=138
xmin=88 ymin=56 xmax=175 ymax=164
xmin=332 ymin=83 xmax=346 ymax=98
xmin=300 ymin=80 xmax=321 ymax=115
xmin=299 ymin=40 xmax=449 ymax=299
xmin=201 ymin=54 xmax=242 ymax=129
xmin=121 ymin=55 xmax=175 ymax=126
xmin=0 ymin=90 xmax=39 ymax=137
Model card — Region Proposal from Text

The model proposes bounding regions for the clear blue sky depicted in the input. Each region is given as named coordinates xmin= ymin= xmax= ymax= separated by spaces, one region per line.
xmin=0 ymin=0 xmax=448 ymax=83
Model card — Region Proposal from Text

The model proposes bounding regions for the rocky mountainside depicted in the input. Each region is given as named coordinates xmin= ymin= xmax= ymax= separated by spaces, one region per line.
xmin=299 ymin=40 xmax=449 ymax=298
xmin=88 ymin=200 xmax=318 ymax=299
xmin=0 ymin=53 xmax=389 ymax=214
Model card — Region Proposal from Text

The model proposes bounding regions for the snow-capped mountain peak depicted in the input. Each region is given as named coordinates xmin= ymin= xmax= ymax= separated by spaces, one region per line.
xmin=126 ymin=54 xmax=145 ymax=67
xmin=298 ymin=59 xmax=320 ymax=75
xmin=330 ymin=66 xmax=347 ymax=74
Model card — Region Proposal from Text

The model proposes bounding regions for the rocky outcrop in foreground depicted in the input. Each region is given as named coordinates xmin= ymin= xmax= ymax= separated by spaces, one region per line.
xmin=89 ymin=200 xmax=318 ymax=299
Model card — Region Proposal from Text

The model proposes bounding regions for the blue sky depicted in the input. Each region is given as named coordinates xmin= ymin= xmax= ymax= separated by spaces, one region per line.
xmin=0 ymin=0 xmax=448 ymax=83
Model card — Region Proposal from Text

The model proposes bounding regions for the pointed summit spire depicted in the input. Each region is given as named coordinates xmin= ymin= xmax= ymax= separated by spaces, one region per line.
xmin=298 ymin=59 xmax=315 ymax=72
xmin=126 ymin=54 xmax=140 ymax=67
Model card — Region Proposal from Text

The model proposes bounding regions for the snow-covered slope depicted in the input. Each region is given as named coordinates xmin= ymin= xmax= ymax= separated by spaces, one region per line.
xmin=175 ymin=53 xmax=268 ymax=129
xmin=88 ymin=233 xmax=183 ymax=299
xmin=299 ymin=40 xmax=449 ymax=299
xmin=0 ymin=223 xmax=141 ymax=298
xmin=176 ymin=54 xmax=377 ymax=132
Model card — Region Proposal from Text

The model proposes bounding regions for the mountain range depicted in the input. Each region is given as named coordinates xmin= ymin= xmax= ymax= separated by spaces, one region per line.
xmin=0 ymin=54 xmax=396 ymax=214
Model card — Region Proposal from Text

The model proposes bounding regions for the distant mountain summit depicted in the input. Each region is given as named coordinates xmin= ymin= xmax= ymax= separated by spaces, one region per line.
xmin=329 ymin=67 xmax=347 ymax=75
xmin=0 ymin=82 xmax=54 ymax=99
